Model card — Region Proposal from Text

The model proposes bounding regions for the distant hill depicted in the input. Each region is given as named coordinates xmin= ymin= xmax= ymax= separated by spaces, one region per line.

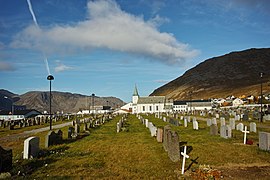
xmin=150 ymin=48 xmax=270 ymax=100
xmin=0 ymin=90 xmax=125 ymax=113
xmin=0 ymin=89 xmax=19 ymax=111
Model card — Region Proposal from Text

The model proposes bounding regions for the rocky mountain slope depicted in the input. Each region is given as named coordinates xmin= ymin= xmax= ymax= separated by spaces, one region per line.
xmin=0 ymin=90 xmax=125 ymax=113
xmin=150 ymin=48 xmax=270 ymax=100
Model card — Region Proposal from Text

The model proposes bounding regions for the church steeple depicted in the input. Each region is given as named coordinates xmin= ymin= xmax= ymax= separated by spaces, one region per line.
xmin=132 ymin=84 xmax=139 ymax=104
xmin=133 ymin=84 xmax=139 ymax=96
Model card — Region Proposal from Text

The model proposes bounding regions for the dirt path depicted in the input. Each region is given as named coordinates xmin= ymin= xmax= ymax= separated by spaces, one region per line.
xmin=0 ymin=122 xmax=72 ymax=143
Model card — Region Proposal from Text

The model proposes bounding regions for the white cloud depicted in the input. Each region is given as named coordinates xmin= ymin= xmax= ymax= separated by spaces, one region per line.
xmin=54 ymin=60 xmax=73 ymax=73
xmin=0 ymin=61 xmax=16 ymax=71
xmin=10 ymin=0 xmax=198 ymax=65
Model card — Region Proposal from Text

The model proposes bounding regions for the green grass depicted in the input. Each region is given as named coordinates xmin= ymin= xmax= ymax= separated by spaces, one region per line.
xmin=3 ymin=114 xmax=270 ymax=179
xmin=27 ymin=115 xmax=179 ymax=179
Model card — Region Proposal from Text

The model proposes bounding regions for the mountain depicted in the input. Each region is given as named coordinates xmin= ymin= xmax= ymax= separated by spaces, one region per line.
xmin=0 ymin=89 xmax=19 ymax=111
xmin=150 ymin=48 xmax=270 ymax=100
xmin=0 ymin=90 xmax=125 ymax=113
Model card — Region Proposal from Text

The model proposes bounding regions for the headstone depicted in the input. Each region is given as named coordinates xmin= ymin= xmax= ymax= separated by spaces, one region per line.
xmin=163 ymin=125 xmax=171 ymax=152
xmin=163 ymin=117 xmax=166 ymax=122
xmin=259 ymin=132 xmax=270 ymax=151
xmin=116 ymin=122 xmax=120 ymax=133
xmin=23 ymin=137 xmax=40 ymax=159
xmin=207 ymin=119 xmax=212 ymax=126
xmin=75 ymin=124 xmax=80 ymax=134
xmin=243 ymin=111 xmax=249 ymax=121
xmin=156 ymin=128 xmax=163 ymax=142
xmin=229 ymin=119 xmax=235 ymax=130
xmin=235 ymin=114 xmax=241 ymax=121
xmin=83 ymin=123 xmax=88 ymax=131
xmin=0 ymin=146 xmax=12 ymax=172
xmin=184 ymin=118 xmax=188 ymax=127
xmin=167 ymin=131 xmax=180 ymax=162
xmin=68 ymin=127 xmax=74 ymax=139
xmin=220 ymin=125 xmax=232 ymax=139
xmin=236 ymin=123 xmax=244 ymax=131
xmin=55 ymin=129 xmax=63 ymax=144
xmin=148 ymin=122 xmax=157 ymax=137
xmin=193 ymin=121 xmax=198 ymax=130
xmin=212 ymin=118 xmax=217 ymax=125
xmin=220 ymin=117 xmax=226 ymax=126
xmin=45 ymin=131 xmax=57 ymax=148
xmin=145 ymin=119 xmax=149 ymax=128
xmin=215 ymin=114 xmax=220 ymax=119
xmin=210 ymin=124 xmax=218 ymax=135
xmin=250 ymin=122 xmax=257 ymax=133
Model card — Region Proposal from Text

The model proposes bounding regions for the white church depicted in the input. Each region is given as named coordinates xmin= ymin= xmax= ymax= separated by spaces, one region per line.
xmin=120 ymin=85 xmax=173 ymax=114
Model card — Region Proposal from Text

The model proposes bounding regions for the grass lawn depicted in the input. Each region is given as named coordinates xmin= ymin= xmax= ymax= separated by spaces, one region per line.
xmin=2 ymin=114 xmax=270 ymax=179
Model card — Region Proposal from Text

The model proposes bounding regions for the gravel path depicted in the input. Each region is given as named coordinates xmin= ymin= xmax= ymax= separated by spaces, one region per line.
xmin=0 ymin=122 xmax=72 ymax=142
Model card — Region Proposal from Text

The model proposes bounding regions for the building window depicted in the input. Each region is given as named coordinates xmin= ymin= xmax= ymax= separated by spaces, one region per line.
xmin=143 ymin=106 xmax=145 ymax=111
xmin=149 ymin=106 xmax=152 ymax=111
xmin=156 ymin=106 xmax=158 ymax=111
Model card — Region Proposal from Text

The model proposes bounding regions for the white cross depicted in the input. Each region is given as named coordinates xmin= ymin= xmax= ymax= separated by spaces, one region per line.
xmin=181 ymin=146 xmax=190 ymax=174
xmin=242 ymin=126 xmax=250 ymax=144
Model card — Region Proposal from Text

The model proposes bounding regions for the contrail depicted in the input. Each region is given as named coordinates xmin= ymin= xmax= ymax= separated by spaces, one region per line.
xmin=27 ymin=0 xmax=38 ymax=27
xmin=26 ymin=0 xmax=51 ymax=75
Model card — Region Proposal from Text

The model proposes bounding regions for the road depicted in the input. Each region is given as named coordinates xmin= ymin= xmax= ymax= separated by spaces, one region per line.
xmin=0 ymin=121 xmax=72 ymax=143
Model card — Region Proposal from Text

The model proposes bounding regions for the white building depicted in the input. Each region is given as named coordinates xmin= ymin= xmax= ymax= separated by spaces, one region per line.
xmin=0 ymin=109 xmax=41 ymax=121
xmin=232 ymin=98 xmax=244 ymax=107
xmin=132 ymin=85 xmax=172 ymax=114
xmin=173 ymin=100 xmax=212 ymax=112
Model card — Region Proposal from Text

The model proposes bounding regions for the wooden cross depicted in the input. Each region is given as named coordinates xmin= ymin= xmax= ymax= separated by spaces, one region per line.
xmin=242 ymin=125 xmax=250 ymax=144
xmin=181 ymin=146 xmax=190 ymax=174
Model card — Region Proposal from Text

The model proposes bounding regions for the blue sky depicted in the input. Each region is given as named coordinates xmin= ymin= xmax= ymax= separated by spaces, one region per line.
xmin=1 ymin=0 xmax=269 ymax=102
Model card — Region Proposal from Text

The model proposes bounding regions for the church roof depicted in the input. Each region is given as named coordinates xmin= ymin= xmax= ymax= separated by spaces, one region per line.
xmin=133 ymin=85 xmax=139 ymax=96
xmin=137 ymin=96 xmax=165 ymax=104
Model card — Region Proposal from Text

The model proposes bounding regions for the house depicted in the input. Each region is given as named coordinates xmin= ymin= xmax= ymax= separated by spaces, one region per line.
xmin=0 ymin=109 xmax=42 ymax=121
xmin=232 ymin=98 xmax=244 ymax=107
xmin=173 ymin=99 xmax=212 ymax=112
xmin=132 ymin=85 xmax=173 ymax=114
xmin=77 ymin=106 xmax=112 ymax=114
xmin=173 ymin=101 xmax=188 ymax=112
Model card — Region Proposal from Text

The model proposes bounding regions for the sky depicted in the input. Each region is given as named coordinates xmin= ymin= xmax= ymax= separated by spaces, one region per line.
xmin=0 ymin=0 xmax=269 ymax=103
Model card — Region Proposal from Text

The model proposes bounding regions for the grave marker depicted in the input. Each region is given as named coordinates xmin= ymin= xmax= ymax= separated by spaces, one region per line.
xmin=242 ymin=126 xmax=249 ymax=144
xmin=156 ymin=128 xmax=163 ymax=142
xmin=259 ymin=132 xmax=270 ymax=151
xmin=210 ymin=124 xmax=218 ymax=135
xmin=167 ymin=131 xmax=180 ymax=162
xmin=181 ymin=146 xmax=189 ymax=175
xmin=236 ymin=123 xmax=244 ymax=131
xmin=250 ymin=122 xmax=256 ymax=133
xmin=0 ymin=146 xmax=12 ymax=172
xmin=23 ymin=137 xmax=40 ymax=159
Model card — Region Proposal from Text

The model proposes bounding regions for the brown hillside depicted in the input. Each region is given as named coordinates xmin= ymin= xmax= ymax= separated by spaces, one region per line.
xmin=150 ymin=48 xmax=270 ymax=100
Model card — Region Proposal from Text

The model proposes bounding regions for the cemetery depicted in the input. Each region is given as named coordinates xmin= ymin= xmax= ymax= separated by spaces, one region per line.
xmin=0 ymin=110 xmax=270 ymax=178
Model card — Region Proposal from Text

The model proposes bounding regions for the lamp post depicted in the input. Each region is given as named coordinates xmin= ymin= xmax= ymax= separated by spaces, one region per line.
xmin=47 ymin=75 xmax=54 ymax=130
xmin=260 ymin=72 xmax=264 ymax=122
xmin=189 ymin=91 xmax=192 ymax=114
xmin=92 ymin=93 xmax=95 ymax=114
xmin=4 ymin=96 xmax=14 ymax=115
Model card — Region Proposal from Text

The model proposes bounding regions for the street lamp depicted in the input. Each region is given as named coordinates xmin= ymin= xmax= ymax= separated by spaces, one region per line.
xmin=92 ymin=93 xmax=95 ymax=114
xmin=260 ymin=72 xmax=264 ymax=122
xmin=47 ymin=74 xmax=54 ymax=130
xmin=188 ymin=91 xmax=193 ymax=114
xmin=4 ymin=96 xmax=13 ymax=115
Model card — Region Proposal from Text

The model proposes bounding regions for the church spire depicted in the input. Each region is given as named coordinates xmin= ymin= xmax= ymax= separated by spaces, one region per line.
xmin=133 ymin=84 xmax=139 ymax=96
